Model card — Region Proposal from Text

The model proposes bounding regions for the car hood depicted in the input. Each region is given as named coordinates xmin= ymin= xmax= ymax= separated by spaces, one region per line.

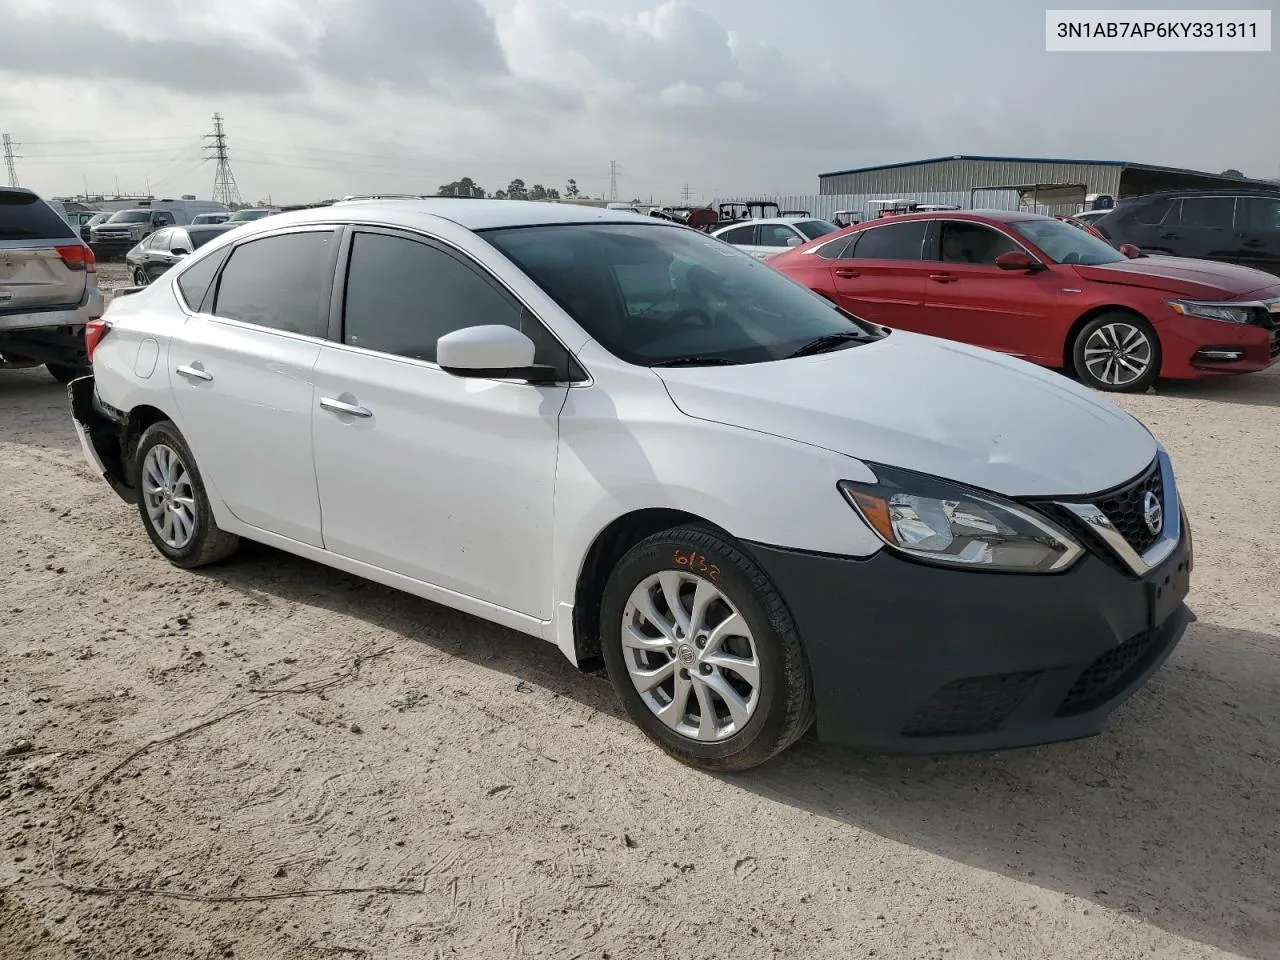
xmin=655 ymin=331 xmax=1156 ymax=498
xmin=1074 ymin=256 xmax=1280 ymax=299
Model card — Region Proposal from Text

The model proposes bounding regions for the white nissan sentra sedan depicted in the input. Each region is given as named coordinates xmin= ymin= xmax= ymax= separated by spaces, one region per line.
xmin=69 ymin=200 xmax=1192 ymax=771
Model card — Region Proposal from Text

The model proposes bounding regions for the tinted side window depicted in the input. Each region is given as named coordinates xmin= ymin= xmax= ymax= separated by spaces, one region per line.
xmin=718 ymin=225 xmax=756 ymax=246
xmin=814 ymin=235 xmax=854 ymax=260
xmin=1240 ymin=196 xmax=1280 ymax=232
xmin=1177 ymin=197 xmax=1234 ymax=228
xmin=149 ymin=229 xmax=172 ymax=252
xmin=937 ymin=222 xmax=1018 ymax=265
xmin=169 ymin=230 xmax=194 ymax=254
xmin=1132 ymin=198 xmax=1173 ymax=225
xmin=0 ymin=192 xmax=77 ymax=241
xmin=851 ymin=221 xmax=927 ymax=260
xmin=342 ymin=232 xmax=572 ymax=375
xmin=758 ymin=224 xmax=800 ymax=248
xmin=176 ymin=247 xmax=231 ymax=311
xmin=212 ymin=231 xmax=335 ymax=336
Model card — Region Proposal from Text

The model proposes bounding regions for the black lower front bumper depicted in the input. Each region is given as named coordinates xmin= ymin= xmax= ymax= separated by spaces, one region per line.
xmin=68 ymin=375 xmax=135 ymax=504
xmin=746 ymin=535 xmax=1191 ymax=754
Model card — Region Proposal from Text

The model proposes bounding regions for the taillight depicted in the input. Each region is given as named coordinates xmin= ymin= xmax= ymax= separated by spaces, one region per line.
xmin=56 ymin=243 xmax=95 ymax=273
xmin=85 ymin=319 xmax=111 ymax=364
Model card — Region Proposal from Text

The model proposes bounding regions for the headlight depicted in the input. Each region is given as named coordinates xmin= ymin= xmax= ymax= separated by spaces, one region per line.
xmin=839 ymin=465 xmax=1084 ymax=573
xmin=1168 ymin=299 xmax=1252 ymax=324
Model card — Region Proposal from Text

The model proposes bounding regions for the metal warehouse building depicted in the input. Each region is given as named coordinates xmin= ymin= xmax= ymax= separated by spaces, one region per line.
xmin=817 ymin=155 xmax=1275 ymax=205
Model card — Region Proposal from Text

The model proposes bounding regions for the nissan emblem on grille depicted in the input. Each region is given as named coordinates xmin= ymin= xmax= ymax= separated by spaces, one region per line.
xmin=1142 ymin=491 xmax=1163 ymax=537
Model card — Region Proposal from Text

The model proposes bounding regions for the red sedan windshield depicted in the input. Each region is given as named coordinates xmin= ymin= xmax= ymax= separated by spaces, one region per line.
xmin=1011 ymin=218 xmax=1124 ymax=266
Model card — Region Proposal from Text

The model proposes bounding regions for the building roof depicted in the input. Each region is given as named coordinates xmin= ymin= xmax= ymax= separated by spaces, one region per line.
xmin=818 ymin=154 xmax=1271 ymax=184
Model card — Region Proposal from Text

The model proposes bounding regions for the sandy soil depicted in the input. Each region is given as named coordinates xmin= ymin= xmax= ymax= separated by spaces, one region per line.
xmin=2 ymin=273 xmax=1278 ymax=959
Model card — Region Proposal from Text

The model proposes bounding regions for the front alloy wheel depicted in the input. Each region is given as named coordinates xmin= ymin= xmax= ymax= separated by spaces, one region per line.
xmin=141 ymin=443 xmax=197 ymax=550
xmin=133 ymin=266 xmax=149 ymax=286
xmin=601 ymin=526 xmax=813 ymax=771
xmin=1073 ymin=312 xmax=1160 ymax=392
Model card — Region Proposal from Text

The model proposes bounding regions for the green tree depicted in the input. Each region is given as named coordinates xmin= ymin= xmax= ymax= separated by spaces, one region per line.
xmin=490 ymin=189 xmax=507 ymax=200
xmin=565 ymin=178 xmax=580 ymax=198
xmin=437 ymin=177 xmax=484 ymax=198
xmin=529 ymin=183 xmax=548 ymax=201
xmin=1220 ymin=168 xmax=1244 ymax=178
xmin=505 ymin=179 xmax=528 ymax=201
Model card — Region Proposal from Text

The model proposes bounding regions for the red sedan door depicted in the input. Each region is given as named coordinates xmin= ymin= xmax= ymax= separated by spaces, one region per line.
xmin=922 ymin=219 xmax=1064 ymax=362
xmin=827 ymin=219 xmax=931 ymax=329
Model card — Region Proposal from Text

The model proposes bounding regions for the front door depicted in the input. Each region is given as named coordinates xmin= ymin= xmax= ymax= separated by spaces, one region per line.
xmin=168 ymin=227 xmax=339 ymax=547
xmin=829 ymin=219 xmax=929 ymax=328
xmin=311 ymin=229 xmax=568 ymax=619
xmin=922 ymin=219 xmax=1061 ymax=360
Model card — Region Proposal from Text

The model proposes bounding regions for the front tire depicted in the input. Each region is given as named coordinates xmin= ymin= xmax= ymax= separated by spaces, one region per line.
xmin=133 ymin=267 xmax=149 ymax=286
xmin=1072 ymin=312 xmax=1161 ymax=392
xmin=133 ymin=421 xmax=239 ymax=568
xmin=600 ymin=526 xmax=813 ymax=771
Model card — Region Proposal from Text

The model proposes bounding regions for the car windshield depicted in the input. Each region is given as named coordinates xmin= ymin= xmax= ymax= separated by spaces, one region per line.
xmin=108 ymin=211 xmax=152 ymax=223
xmin=795 ymin=220 xmax=839 ymax=240
xmin=229 ymin=210 xmax=268 ymax=221
xmin=1010 ymin=217 xmax=1123 ymax=265
xmin=186 ymin=227 xmax=231 ymax=249
xmin=482 ymin=223 xmax=881 ymax=366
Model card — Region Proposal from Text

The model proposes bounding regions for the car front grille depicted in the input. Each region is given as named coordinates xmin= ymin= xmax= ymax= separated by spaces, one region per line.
xmin=1095 ymin=459 xmax=1164 ymax=555
xmin=901 ymin=671 xmax=1042 ymax=737
xmin=1056 ymin=628 xmax=1159 ymax=716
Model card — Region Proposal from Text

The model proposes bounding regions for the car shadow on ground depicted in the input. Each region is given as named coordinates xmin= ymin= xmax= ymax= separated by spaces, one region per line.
xmin=198 ymin=542 xmax=1280 ymax=960
xmin=0 ymin=369 xmax=83 ymax=455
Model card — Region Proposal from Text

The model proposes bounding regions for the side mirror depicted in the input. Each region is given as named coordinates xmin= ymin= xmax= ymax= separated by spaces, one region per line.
xmin=785 ymin=237 xmax=803 ymax=248
xmin=1119 ymin=243 xmax=1142 ymax=259
xmin=170 ymin=247 xmax=191 ymax=257
xmin=437 ymin=325 xmax=557 ymax=383
xmin=994 ymin=250 xmax=1042 ymax=272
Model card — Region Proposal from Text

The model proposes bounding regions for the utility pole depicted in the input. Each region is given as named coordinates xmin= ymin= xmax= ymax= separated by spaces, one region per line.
xmin=203 ymin=112 xmax=243 ymax=207
xmin=608 ymin=160 xmax=618 ymax=202
xmin=681 ymin=183 xmax=693 ymax=205
xmin=2 ymin=133 xmax=20 ymax=187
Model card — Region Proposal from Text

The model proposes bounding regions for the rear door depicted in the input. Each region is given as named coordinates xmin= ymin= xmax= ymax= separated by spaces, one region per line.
xmin=754 ymin=223 xmax=805 ymax=260
xmin=0 ymin=190 xmax=87 ymax=315
xmin=922 ymin=219 xmax=1062 ymax=359
xmin=1165 ymin=196 xmax=1236 ymax=262
xmin=1237 ymin=195 xmax=1280 ymax=276
xmin=168 ymin=227 xmax=339 ymax=547
xmin=716 ymin=224 xmax=759 ymax=257
xmin=830 ymin=219 xmax=928 ymax=327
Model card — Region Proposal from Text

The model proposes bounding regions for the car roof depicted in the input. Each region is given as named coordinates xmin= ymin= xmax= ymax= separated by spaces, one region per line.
xmin=231 ymin=198 xmax=665 ymax=234
xmin=712 ymin=217 xmax=823 ymax=232
xmin=185 ymin=223 xmax=239 ymax=235
xmin=1122 ymin=188 xmax=1280 ymax=200
xmin=854 ymin=209 xmax=1046 ymax=225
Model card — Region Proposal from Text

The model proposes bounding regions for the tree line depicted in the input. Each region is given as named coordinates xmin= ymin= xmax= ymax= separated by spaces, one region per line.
xmin=436 ymin=177 xmax=584 ymax=201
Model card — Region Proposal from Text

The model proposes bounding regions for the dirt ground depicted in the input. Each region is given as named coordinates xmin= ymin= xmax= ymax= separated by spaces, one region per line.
xmin=2 ymin=265 xmax=1278 ymax=959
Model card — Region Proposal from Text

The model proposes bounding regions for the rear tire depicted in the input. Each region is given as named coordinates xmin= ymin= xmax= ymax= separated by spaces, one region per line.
xmin=600 ymin=525 xmax=814 ymax=771
xmin=133 ymin=267 xmax=149 ymax=286
xmin=1072 ymin=312 xmax=1161 ymax=393
xmin=46 ymin=363 xmax=89 ymax=384
xmin=133 ymin=421 xmax=239 ymax=568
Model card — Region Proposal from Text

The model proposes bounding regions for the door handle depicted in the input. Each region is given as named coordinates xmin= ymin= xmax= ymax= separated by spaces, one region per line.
xmin=1242 ymin=239 xmax=1264 ymax=248
xmin=1159 ymin=232 xmax=1181 ymax=240
xmin=834 ymin=268 xmax=860 ymax=278
xmin=928 ymin=273 xmax=956 ymax=283
xmin=175 ymin=364 xmax=212 ymax=382
xmin=320 ymin=396 xmax=372 ymax=419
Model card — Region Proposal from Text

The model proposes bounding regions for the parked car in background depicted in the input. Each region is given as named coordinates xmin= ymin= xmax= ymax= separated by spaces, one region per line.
xmin=70 ymin=199 xmax=1191 ymax=770
xmin=191 ymin=212 xmax=230 ymax=225
xmin=226 ymin=207 xmax=281 ymax=222
xmin=770 ymin=210 xmax=1280 ymax=392
xmin=712 ymin=217 xmax=840 ymax=260
xmin=1094 ymin=190 xmax=1280 ymax=277
xmin=0 ymin=186 xmax=103 ymax=381
xmin=81 ymin=212 xmax=112 ymax=244
xmin=124 ymin=223 xmax=240 ymax=286
xmin=89 ymin=199 xmax=230 ymax=260
xmin=1071 ymin=209 xmax=1111 ymax=226
xmin=1056 ymin=214 xmax=1110 ymax=242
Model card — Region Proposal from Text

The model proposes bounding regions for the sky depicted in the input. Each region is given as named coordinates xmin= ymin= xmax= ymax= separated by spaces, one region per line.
xmin=0 ymin=0 xmax=1275 ymax=205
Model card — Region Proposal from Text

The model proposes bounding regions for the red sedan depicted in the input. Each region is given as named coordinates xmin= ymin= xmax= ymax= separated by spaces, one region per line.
xmin=770 ymin=210 xmax=1280 ymax=392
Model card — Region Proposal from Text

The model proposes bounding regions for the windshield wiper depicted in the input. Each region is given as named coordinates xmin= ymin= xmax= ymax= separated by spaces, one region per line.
xmin=649 ymin=355 xmax=743 ymax=368
xmin=786 ymin=330 xmax=873 ymax=359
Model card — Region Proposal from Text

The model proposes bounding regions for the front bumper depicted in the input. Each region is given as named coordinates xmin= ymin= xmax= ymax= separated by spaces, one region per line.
xmin=746 ymin=531 xmax=1191 ymax=754
xmin=90 ymin=236 xmax=141 ymax=258
xmin=1159 ymin=312 xmax=1279 ymax=378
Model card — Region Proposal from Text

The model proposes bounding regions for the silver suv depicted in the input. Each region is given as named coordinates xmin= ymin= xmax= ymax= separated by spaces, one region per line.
xmin=0 ymin=186 xmax=105 ymax=382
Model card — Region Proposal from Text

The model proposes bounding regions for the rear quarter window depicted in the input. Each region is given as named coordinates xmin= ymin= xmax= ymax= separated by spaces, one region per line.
xmin=0 ymin=192 xmax=77 ymax=241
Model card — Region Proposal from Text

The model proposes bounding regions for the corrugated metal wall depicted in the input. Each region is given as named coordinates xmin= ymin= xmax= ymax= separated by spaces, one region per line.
xmin=708 ymin=189 xmax=1077 ymax=223
xmin=817 ymin=158 xmax=1123 ymax=201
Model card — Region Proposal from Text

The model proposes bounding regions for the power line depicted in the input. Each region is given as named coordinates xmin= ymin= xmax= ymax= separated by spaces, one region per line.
xmin=202 ymin=113 xmax=242 ymax=207
xmin=2 ymin=133 xmax=21 ymax=187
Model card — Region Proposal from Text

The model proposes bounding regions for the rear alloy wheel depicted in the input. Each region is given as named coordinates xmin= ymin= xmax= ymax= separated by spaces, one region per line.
xmin=600 ymin=526 xmax=814 ymax=771
xmin=133 ymin=267 xmax=149 ymax=286
xmin=1073 ymin=312 xmax=1161 ymax=392
xmin=133 ymin=421 xmax=239 ymax=568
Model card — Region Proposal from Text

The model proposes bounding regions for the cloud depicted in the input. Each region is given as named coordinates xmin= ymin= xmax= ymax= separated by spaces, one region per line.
xmin=0 ymin=6 xmax=307 ymax=97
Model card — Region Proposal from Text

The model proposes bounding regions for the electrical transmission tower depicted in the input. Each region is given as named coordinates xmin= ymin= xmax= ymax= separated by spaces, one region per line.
xmin=203 ymin=113 xmax=242 ymax=207
xmin=2 ymin=133 xmax=20 ymax=187
xmin=608 ymin=160 xmax=619 ymax=202
xmin=680 ymin=183 xmax=693 ymax=205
